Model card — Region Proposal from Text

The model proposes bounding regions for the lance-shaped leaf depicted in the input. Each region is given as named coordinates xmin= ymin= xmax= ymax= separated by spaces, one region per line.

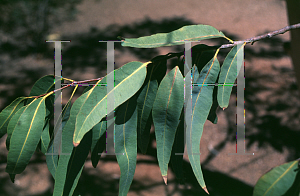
xmin=186 ymin=51 xmax=220 ymax=194
xmin=152 ymin=66 xmax=184 ymax=185
xmin=91 ymin=118 xmax=107 ymax=168
xmin=115 ymin=95 xmax=138 ymax=196
xmin=73 ymin=61 xmax=150 ymax=146
xmin=53 ymin=101 xmax=89 ymax=196
xmin=192 ymin=65 xmax=219 ymax=124
xmin=122 ymin=24 xmax=231 ymax=48
xmin=63 ymin=131 xmax=92 ymax=195
xmin=6 ymin=97 xmax=46 ymax=174
xmin=26 ymin=75 xmax=55 ymax=106
xmin=6 ymin=105 xmax=27 ymax=150
xmin=253 ymin=160 xmax=300 ymax=196
xmin=218 ymin=44 xmax=244 ymax=109
xmin=137 ymin=61 xmax=162 ymax=154
xmin=0 ymin=97 xmax=27 ymax=139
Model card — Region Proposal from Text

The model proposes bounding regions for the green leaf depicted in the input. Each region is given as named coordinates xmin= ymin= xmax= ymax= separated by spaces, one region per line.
xmin=152 ymin=66 xmax=184 ymax=185
xmin=63 ymin=131 xmax=92 ymax=195
xmin=217 ymin=44 xmax=244 ymax=109
xmin=253 ymin=160 xmax=300 ymax=196
xmin=53 ymin=101 xmax=89 ymax=196
xmin=40 ymin=118 xmax=50 ymax=154
xmin=122 ymin=24 xmax=230 ymax=48
xmin=73 ymin=61 xmax=150 ymax=146
xmin=6 ymin=97 xmax=46 ymax=174
xmin=115 ymin=95 xmax=138 ymax=196
xmin=0 ymin=97 xmax=27 ymax=139
xmin=137 ymin=63 xmax=159 ymax=154
xmin=91 ymin=119 xmax=107 ymax=168
xmin=192 ymin=64 xmax=219 ymax=124
xmin=170 ymin=108 xmax=185 ymax=184
xmin=26 ymin=75 xmax=55 ymax=105
xmin=6 ymin=105 xmax=27 ymax=151
xmin=187 ymin=50 xmax=220 ymax=194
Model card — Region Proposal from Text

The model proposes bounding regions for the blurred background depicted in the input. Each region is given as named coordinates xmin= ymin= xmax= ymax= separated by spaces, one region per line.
xmin=0 ymin=0 xmax=300 ymax=195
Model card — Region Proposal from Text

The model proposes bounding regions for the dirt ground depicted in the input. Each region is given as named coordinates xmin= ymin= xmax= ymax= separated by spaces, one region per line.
xmin=0 ymin=0 xmax=299 ymax=196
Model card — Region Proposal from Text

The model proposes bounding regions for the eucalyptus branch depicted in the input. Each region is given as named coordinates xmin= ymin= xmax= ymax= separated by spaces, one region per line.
xmin=34 ymin=77 xmax=104 ymax=98
xmin=161 ymin=23 xmax=300 ymax=62
xmin=219 ymin=22 xmax=300 ymax=49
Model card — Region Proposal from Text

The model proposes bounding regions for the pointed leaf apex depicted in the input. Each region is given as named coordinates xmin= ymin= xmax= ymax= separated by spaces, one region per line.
xmin=73 ymin=141 xmax=79 ymax=147
xmin=163 ymin=175 xmax=167 ymax=185
xmin=223 ymin=107 xmax=226 ymax=111
xmin=203 ymin=186 xmax=209 ymax=194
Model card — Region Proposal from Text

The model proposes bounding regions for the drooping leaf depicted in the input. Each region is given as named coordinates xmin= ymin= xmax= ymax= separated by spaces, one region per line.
xmin=217 ymin=44 xmax=245 ymax=109
xmin=136 ymin=61 xmax=161 ymax=154
xmin=152 ymin=66 xmax=184 ymax=185
xmin=0 ymin=97 xmax=27 ymax=139
xmin=73 ymin=61 xmax=150 ymax=146
xmin=186 ymin=50 xmax=220 ymax=194
xmin=192 ymin=64 xmax=219 ymax=124
xmin=6 ymin=105 xmax=27 ymax=150
xmin=170 ymin=108 xmax=185 ymax=184
xmin=253 ymin=160 xmax=300 ymax=196
xmin=53 ymin=101 xmax=85 ymax=195
xmin=91 ymin=118 xmax=107 ymax=168
xmin=6 ymin=97 xmax=46 ymax=174
xmin=122 ymin=24 xmax=231 ymax=48
xmin=115 ymin=95 xmax=138 ymax=196
xmin=63 ymin=131 xmax=92 ymax=195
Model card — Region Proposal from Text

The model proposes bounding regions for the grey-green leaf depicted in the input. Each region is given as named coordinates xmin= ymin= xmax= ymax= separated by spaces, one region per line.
xmin=253 ymin=160 xmax=300 ymax=196
xmin=187 ymin=51 xmax=220 ymax=194
xmin=73 ymin=61 xmax=149 ymax=146
xmin=218 ymin=44 xmax=244 ymax=109
xmin=6 ymin=98 xmax=46 ymax=174
xmin=115 ymin=95 xmax=138 ymax=196
xmin=122 ymin=24 xmax=230 ymax=48
xmin=0 ymin=97 xmax=27 ymax=139
xmin=152 ymin=66 xmax=184 ymax=184
xmin=137 ymin=63 xmax=159 ymax=154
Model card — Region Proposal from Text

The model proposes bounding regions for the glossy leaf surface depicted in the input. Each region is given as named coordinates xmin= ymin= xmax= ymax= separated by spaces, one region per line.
xmin=73 ymin=61 xmax=149 ymax=146
xmin=152 ymin=66 xmax=184 ymax=184
xmin=6 ymin=98 xmax=46 ymax=174
xmin=115 ymin=95 xmax=138 ymax=196
xmin=187 ymin=51 xmax=220 ymax=194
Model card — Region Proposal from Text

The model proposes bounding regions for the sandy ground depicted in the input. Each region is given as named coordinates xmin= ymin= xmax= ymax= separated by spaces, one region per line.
xmin=1 ymin=0 xmax=299 ymax=195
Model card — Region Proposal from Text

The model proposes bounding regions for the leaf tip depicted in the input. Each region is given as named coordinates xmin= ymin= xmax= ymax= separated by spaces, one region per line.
xmin=163 ymin=175 xmax=167 ymax=185
xmin=73 ymin=141 xmax=79 ymax=147
xmin=203 ymin=186 xmax=209 ymax=194
xmin=222 ymin=107 xmax=226 ymax=111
